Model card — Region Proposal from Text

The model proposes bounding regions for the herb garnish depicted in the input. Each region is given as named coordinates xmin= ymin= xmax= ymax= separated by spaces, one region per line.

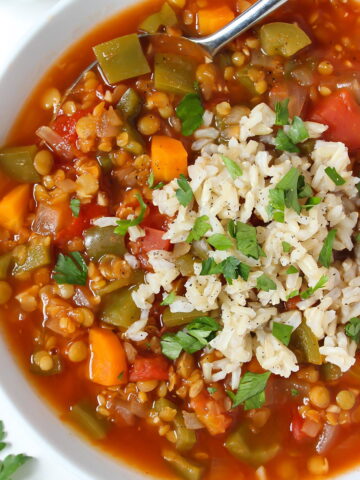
xmin=325 ymin=167 xmax=346 ymax=186
xmin=272 ymin=322 xmax=293 ymax=346
xmin=54 ymin=252 xmax=88 ymax=286
xmin=175 ymin=174 xmax=193 ymax=207
xmin=114 ymin=193 xmax=147 ymax=235
xmin=345 ymin=317 xmax=360 ymax=343
xmin=274 ymin=99 xmax=309 ymax=153
xmin=227 ymin=371 xmax=271 ymax=410
xmin=318 ymin=229 xmax=337 ymax=268
xmin=235 ymin=222 xmax=265 ymax=260
xmin=161 ymin=291 xmax=176 ymax=306
xmin=286 ymin=265 xmax=298 ymax=274
xmin=176 ymin=93 xmax=204 ymax=136
xmin=300 ymin=275 xmax=328 ymax=300
xmin=207 ymin=234 xmax=233 ymax=251
xmin=222 ymin=155 xmax=243 ymax=180
xmin=275 ymin=99 xmax=290 ymax=126
xmin=0 ymin=420 xmax=31 ymax=480
xmin=147 ymin=171 xmax=164 ymax=190
xmin=70 ymin=198 xmax=80 ymax=218
xmin=268 ymin=188 xmax=285 ymax=223
xmin=186 ymin=216 xmax=211 ymax=243
xmin=282 ymin=241 xmax=293 ymax=253
xmin=207 ymin=387 xmax=217 ymax=395
xmin=256 ymin=274 xmax=277 ymax=292
xmin=200 ymin=257 xmax=250 ymax=284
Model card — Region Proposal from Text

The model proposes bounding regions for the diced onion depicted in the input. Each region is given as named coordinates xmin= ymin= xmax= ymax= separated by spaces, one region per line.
xmin=182 ymin=411 xmax=205 ymax=430
xmin=36 ymin=125 xmax=75 ymax=160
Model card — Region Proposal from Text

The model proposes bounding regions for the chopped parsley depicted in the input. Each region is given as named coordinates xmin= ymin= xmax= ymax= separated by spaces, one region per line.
xmin=318 ymin=229 xmax=337 ymax=268
xmin=222 ymin=155 xmax=243 ymax=180
xmin=300 ymin=275 xmax=328 ymax=300
xmin=200 ymin=257 xmax=250 ymax=284
xmin=70 ymin=198 xmax=80 ymax=217
xmin=161 ymin=291 xmax=176 ymax=306
xmin=275 ymin=114 xmax=309 ymax=153
xmin=54 ymin=252 xmax=88 ymax=286
xmin=282 ymin=241 xmax=293 ymax=253
xmin=176 ymin=93 xmax=204 ymax=136
xmin=186 ymin=215 xmax=211 ymax=243
xmin=268 ymin=188 xmax=285 ymax=223
xmin=287 ymin=290 xmax=300 ymax=300
xmin=291 ymin=388 xmax=299 ymax=397
xmin=297 ymin=175 xmax=313 ymax=199
xmin=325 ymin=167 xmax=346 ymax=186
xmin=0 ymin=420 xmax=31 ymax=480
xmin=286 ymin=265 xmax=298 ymax=274
xmin=276 ymin=167 xmax=301 ymax=214
xmin=304 ymin=196 xmax=321 ymax=210
xmin=356 ymin=233 xmax=360 ymax=243
xmin=275 ymin=99 xmax=290 ymax=126
xmin=345 ymin=317 xmax=360 ymax=343
xmin=114 ymin=193 xmax=147 ymax=235
xmin=227 ymin=371 xmax=271 ymax=410
xmin=275 ymin=129 xmax=300 ymax=153
xmin=207 ymin=234 xmax=233 ymax=250
xmin=235 ymin=222 xmax=265 ymax=260
xmin=207 ymin=387 xmax=217 ymax=395
xmin=175 ymin=174 xmax=193 ymax=207
xmin=118 ymin=371 xmax=124 ymax=380
xmin=161 ymin=317 xmax=221 ymax=360
xmin=256 ymin=274 xmax=277 ymax=292
xmin=287 ymin=116 xmax=309 ymax=144
xmin=147 ymin=171 xmax=164 ymax=190
xmin=272 ymin=322 xmax=293 ymax=346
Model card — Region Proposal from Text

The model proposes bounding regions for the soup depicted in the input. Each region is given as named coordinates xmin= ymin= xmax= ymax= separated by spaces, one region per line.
xmin=2 ymin=0 xmax=360 ymax=479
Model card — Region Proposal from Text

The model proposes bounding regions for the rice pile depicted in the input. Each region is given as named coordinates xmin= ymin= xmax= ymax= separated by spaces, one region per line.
xmin=129 ymin=103 xmax=360 ymax=390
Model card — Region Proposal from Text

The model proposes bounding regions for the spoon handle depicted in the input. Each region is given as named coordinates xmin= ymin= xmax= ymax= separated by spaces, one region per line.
xmin=192 ymin=0 xmax=289 ymax=56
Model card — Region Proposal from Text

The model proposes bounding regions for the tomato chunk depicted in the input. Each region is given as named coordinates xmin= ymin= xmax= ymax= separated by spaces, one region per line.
xmin=291 ymin=412 xmax=306 ymax=442
xmin=53 ymin=110 xmax=89 ymax=146
xmin=309 ymin=89 xmax=360 ymax=150
xmin=129 ymin=355 xmax=170 ymax=382
xmin=140 ymin=227 xmax=171 ymax=253
xmin=190 ymin=391 xmax=232 ymax=436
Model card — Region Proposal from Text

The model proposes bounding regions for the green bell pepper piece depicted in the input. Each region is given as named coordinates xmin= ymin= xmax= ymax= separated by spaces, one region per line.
xmin=0 ymin=252 xmax=13 ymax=280
xmin=84 ymin=226 xmax=126 ymax=261
xmin=121 ymin=121 xmax=145 ymax=155
xmin=321 ymin=362 xmax=342 ymax=382
xmin=70 ymin=401 xmax=108 ymax=440
xmin=97 ymin=271 xmax=144 ymax=297
xmin=117 ymin=88 xmax=142 ymax=121
xmin=163 ymin=449 xmax=204 ymax=480
xmin=175 ymin=254 xmax=195 ymax=277
xmin=13 ymin=243 xmax=51 ymax=275
xmin=93 ymin=34 xmax=151 ymax=84
xmin=162 ymin=308 xmax=206 ymax=328
xmin=100 ymin=287 xmax=140 ymax=330
xmin=290 ymin=321 xmax=322 ymax=365
xmin=260 ymin=22 xmax=311 ymax=57
xmin=225 ymin=426 xmax=280 ymax=467
xmin=154 ymin=53 xmax=197 ymax=96
xmin=140 ymin=2 xmax=178 ymax=34
xmin=0 ymin=145 xmax=40 ymax=183
xmin=30 ymin=353 xmax=63 ymax=376
xmin=235 ymin=67 xmax=257 ymax=95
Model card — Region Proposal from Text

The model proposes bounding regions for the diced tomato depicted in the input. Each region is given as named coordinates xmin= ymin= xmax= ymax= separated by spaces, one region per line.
xmin=139 ymin=227 xmax=171 ymax=253
xmin=141 ymin=205 xmax=169 ymax=231
xmin=309 ymin=89 xmax=360 ymax=150
xmin=129 ymin=355 xmax=170 ymax=382
xmin=190 ymin=391 xmax=232 ymax=436
xmin=285 ymin=295 xmax=301 ymax=311
xmin=52 ymin=110 xmax=89 ymax=146
xmin=56 ymin=203 xmax=108 ymax=246
xmin=291 ymin=412 xmax=307 ymax=442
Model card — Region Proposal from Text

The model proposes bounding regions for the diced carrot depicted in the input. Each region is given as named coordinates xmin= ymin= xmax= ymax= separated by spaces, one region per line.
xmin=197 ymin=6 xmax=235 ymax=36
xmin=89 ymin=328 xmax=128 ymax=387
xmin=151 ymin=135 xmax=188 ymax=183
xmin=0 ymin=184 xmax=30 ymax=232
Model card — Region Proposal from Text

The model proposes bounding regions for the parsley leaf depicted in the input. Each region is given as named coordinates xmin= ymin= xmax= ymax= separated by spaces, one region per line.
xmin=147 ymin=171 xmax=164 ymax=190
xmin=227 ymin=220 xmax=236 ymax=239
xmin=229 ymin=371 xmax=271 ymax=409
xmin=118 ymin=371 xmax=124 ymax=380
xmin=161 ymin=291 xmax=176 ymax=306
xmin=268 ymin=188 xmax=285 ymax=223
xmin=325 ymin=167 xmax=346 ymax=186
xmin=297 ymin=175 xmax=313 ymax=199
xmin=319 ymin=229 xmax=337 ymax=268
xmin=0 ymin=454 xmax=31 ymax=480
xmin=222 ymin=155 xmax=243 ymax=180
xmin=207 ymin=387 xmax=217 ymax=395
xmin=275 ymin=129 xmax=300 ymax=153
xmin=272 ymin=322 xmax=293 ymax=346
xmin=286 ymin=265 xmax=298 ymax=274
xmin=291 ymin=388 xmax=299 ymax=397
xmin=160 ymin=317 xmax=221 ymax=360
xmin=304 ymin=196 xmax=321 ymax=210
xmin=200 ymin=257 xmax=250 ymax=283
xmin=277 ymin=167 xmax=301 ymax=214
xmin=54 ymin=252 xmax=87 ymax=285
xmin=275 ymin=99 xmax=289 ymax=126
xmin=287 ymin=116 xmax=309 ymax=144
xmin=287 ymin=290 xmax=300 ymax=300
xmin=176 ymin=174 xmax=193 ymax=207
xmin=345 ymin=317 xmax=360 ymax=343
xmin=256 ymin=274 xmax=277 ymax=292
xmin=282 ymin=241 xmax=293 ymax=253
xmin=114 ymin=193 xmax=147 ymax=235
xmin=300 ymin=275 xmax=328 ymax=300
xmin=236 ymin=222 xmax=265 ymax=260
xmin=207 ymin=234 xmax=233 ymax=250
xmin=0 ymin=422 xmax=5 ymax=452
xmin=70 ymin=198 xmax=80 ymax=217
xmin=176 ymin=93 xmax=204 ymax=136
xmin=186 ymin=216 xmax=211 ymax=243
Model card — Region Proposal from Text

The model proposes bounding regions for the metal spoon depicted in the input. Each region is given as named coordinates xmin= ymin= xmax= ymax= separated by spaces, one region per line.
xmin=64 ymin=0 xmax=288 ymax=99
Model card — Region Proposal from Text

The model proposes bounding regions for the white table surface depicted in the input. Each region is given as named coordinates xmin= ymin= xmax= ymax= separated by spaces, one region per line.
xmin=0 ymin=1 xmax=79 ymax=478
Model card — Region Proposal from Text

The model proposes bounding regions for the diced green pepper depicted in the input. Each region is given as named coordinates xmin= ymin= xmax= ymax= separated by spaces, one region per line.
xmin=117 ymin=88 xmax=142 ymax=121
xmin=140 ymin=2 xmax=178 ymax=34
xmin=93 ymin=34 xmax=151 ymax=84
xmin=163 ymin=449 xmax=204 ymax=480
xmin=162 ymin=308 xmax=206 ymax=328
xmin=30 ymin=353 xmax=62 ymax=376
xmin=235 ymin=67 xmax=257 ymax=95
xmin=0 ymin=145 xmax=40 ymax=183
xmin=70 ymin=401 xmax=108 ymax=440
xmin=121 ymin=122 xmax=145 ymax=155
xmin=97 ymin=271 xmax=144 ymax=297
xmin=154 ymin=53 xmax=197 ymax=96
xmin=13 ymin=243 xmax=51 ymax=275
xmin=290 ymin=321 xmax=322 ymax=365
xmin=154 ymin=398 xmax=196 ymax=452
xmin=0 ymin=252 xmax=13 ymax=280
xmin=260 ymin=22 xmax=311 ymax=57
xmin=225 ymin=426 xmax=280 ymax=467
xmin=321 ymin=362 xmax=342 ymax=382
xmin=100 ymin=287 xmax=140 ymax=330
xmin=84 ymin=226 xmax=126 ymax=261
xmin=175 ymin=254 xmax=195 ymax=276
xmin=96 ymin=153 xmax=113 ymax=172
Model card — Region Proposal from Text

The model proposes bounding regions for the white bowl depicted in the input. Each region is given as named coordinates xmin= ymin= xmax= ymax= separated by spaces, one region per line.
xmin=0 ymin=1 xmax=359 ymax=479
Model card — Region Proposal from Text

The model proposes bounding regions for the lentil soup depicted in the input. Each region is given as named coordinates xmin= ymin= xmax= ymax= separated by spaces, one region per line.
xmin=2 ymin=1 xmax=360 ymax=480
